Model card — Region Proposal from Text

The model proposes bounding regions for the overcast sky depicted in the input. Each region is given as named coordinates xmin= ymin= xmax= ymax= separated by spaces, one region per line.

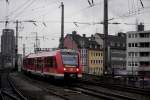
xmin=0 ymin=0 xmax=150 ymax=54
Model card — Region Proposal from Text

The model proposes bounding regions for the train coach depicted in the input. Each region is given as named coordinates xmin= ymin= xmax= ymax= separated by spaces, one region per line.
xmin=23 ymin=49 xmax=82 ymax=79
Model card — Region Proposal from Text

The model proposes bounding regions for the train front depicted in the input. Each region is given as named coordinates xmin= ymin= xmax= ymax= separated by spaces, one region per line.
xmin=60 ymin=49 xmax=82 ymax=79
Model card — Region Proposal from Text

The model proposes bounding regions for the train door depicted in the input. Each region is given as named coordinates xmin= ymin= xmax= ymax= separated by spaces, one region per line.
xmin=41 ymin=57 xmax=44 ymax=73
xmin=53 ymin=56 xmax=57 ymax=72
xmin=23 ymin=59 xmax=26 ymax=70
xmin=34 ymin=58 xmax=37 ymax=72
xmin=36 ymin=57 xmax=43 ymax=74
xmin=45 ymin=56 xmax=57 ymax=74
xmin=47 ymin=56 xmax=54 ymax=73
xmin=43 ymin=57 xmax=49 ymax=73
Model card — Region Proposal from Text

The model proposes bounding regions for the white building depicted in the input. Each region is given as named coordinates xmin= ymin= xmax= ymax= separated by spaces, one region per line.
xmin=126 ymin=26 xmax=150 ymax=78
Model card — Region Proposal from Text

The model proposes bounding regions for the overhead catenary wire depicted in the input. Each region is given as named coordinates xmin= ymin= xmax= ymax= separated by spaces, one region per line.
xmin=139 ymin=0 xmax=144 ymax=8
xmin=12 ymin=0 xmax=36 ymax=20
xmin=30 ymin=0 xmax=59 ymax=11
xmin=108 ymin=5 xmax=149 ymax=21
xmin=8 ymin=0 xmax=30 ymax=18
xmin=65 ymin=1 xmax=103 ymax=19
xmin=1 ymin=0 xmax=149 ymax=31
xmin=15 ymin=0 xmax=60 ymax=20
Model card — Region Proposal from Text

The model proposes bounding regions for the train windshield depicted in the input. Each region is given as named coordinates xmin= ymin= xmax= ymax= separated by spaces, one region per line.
xmin=61 ymin=52 xmax=78 ymax=66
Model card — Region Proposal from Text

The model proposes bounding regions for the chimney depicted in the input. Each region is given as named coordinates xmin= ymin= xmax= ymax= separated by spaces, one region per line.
xmin=91 ymin=34 xmax=95 ymax=40
xmin=83 ymin=34 xmax=86 ymax=37
xmin=118 ymin=32 xmax=126 ymax=37
xmin=72 ymin=31 xmax=77 ymax=35
xmin=138 ymin=23 xmax=144 ymax=31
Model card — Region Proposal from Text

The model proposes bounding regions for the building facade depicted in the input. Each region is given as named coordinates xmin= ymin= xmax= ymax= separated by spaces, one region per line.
xmin=88 ymin=36 xmax=103 ymax=75
xmin=1 ymin=29 xmax=16 ymax=68
xmin=126 ymin=30 xmax=150 ymax=78
xmin=95 ymin=33 xmax=126 ymax=75
xmin=63 ymin=31 xmax=104 ymax=75
xmin=63 ymin=31 xmax=89 ymax=73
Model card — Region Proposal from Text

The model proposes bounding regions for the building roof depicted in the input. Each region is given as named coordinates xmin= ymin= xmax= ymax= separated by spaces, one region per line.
xmin=127 ymin=30 xmax=150 ymax=34
xmin=64 ymin=31 xmax=102 ymax=50
xmin=65 ymin=32 xmax=89 ymax=48
xmin=96 ymin=33 xmax=126 ymax=42
xmin=95 ymin=33 xmax=126 ymax=50
xmin=26 ymin=51 xmax=57 ymax=58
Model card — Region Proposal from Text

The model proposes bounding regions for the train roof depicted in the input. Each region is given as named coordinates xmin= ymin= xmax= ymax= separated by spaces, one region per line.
xmin=25 ymin=49 xmax=78 ymax=58
xmin=26 ymin=51 xmax=57 ymax=58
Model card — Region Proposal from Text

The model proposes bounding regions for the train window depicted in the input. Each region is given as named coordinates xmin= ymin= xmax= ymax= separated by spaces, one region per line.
xmin=27 ymin=58 xmax=34 ymax=65
xmin=23 ymin=60 xmax=26 ymax=64
xmin=34 ymin=58 xmax=37 ymax=66
xmin=53 ymin=57 xmax=57 ymax=67
xmin=46 ymin=57 xmax=53 ymax=67
xmin=61 ymin=53 xmax=78 ymax=66
xmin=44 ymin=56 xmax=57 ymax=68
xmin=37 ymin=57 xmax=43 ymax=68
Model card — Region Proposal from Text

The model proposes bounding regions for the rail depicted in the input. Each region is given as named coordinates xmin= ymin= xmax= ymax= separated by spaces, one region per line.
xmin=0 ymin=68 xmax=28 ymax=100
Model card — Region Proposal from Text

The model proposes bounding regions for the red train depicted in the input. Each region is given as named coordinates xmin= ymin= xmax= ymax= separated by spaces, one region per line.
xmin=23 ymin=49 xmax=82 ymax=79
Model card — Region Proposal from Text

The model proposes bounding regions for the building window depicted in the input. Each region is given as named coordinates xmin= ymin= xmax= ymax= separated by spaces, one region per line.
xmin=135 ymin=52 xmax=138 ymax=57
xmin=117 ymin=43 xmax=120 ymax=47
xmin=132 ymin=34 xmax=134 ymax=38
xmin=115 ymin=43 xmax=117 ymax=46
xmin=122 ymin=43 xmax=125 ymax=47
xmin=140 ymin=52 xmax=150 ymax=57
xmin=135 ymin=43 xmax=138 ymax=47
xmin=135 ymin=34 xmax=137 ymax=38
xmin=128 ymin=34 xmax=131 ymax=38
xmin=128 ymin=62 xmax=131 ymax=66
xmin=128 ymin=52 xmax=138 ymax=57
xmin=139 ymin=42 xmax=150 ymax=48
xmin=90 ymin=45 xmax=92 ymax=48
xmin=132 ymin=43 xmax=134 ymax=47
xmin=132 ymin=61 xmax=134 ymax=66
xmin=128 ymin=43 xmax=131 ymax=47
xmin=110 ymin=42 xmax=115 ymax=46
xmin=139 ymin=33 xmax=150 ymax=38
xmin=135 ymin=62 xmax=138 ymax=66
xmin=95 ymin=45 xmax=97 ymax=48
xmin=128 ymin=52 xmax=131 ymax=57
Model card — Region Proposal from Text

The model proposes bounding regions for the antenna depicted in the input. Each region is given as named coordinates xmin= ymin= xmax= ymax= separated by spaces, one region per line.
xmin=135 ymin=18 xmax=139 ymax=31
xmin=5 ymin=0 xmax=9 ymax=28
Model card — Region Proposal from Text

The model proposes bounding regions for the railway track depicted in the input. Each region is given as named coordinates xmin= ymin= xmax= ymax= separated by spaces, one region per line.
xmin=64 ymin=84 xmax=136 ymax=100
xmin=80 ymin=79 xmax=150 ymax=96
xmin=0 ymin=69 xmax=28 ymax=100
xmin=16 ymin=73 xmax=103 ymax=100
xmin=10 ymin=72 xmax=150 ymax=100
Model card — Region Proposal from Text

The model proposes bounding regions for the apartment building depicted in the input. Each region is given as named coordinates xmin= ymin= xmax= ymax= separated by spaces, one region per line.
xmin=88 ymin=36 xmax=103 ymax=75
xmin=126 ymin=24 xmax=150 ymax=79
xmin=95 ymin=33 xmax=126 ymax=75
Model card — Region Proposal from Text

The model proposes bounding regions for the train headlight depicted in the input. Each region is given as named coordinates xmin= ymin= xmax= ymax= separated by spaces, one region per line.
xmin=76 ymin=68 xmax=79 ymax=72
xmin=64 ymin=68 xmax=66 ymax=71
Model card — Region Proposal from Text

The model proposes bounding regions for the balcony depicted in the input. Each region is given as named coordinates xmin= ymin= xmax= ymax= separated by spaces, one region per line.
xmin=139 ymin=57 xmax=150 ymax=61
xmin=138 ymin=66 xmax=150 ymax=71
xmin=139 ymin=48 xmax=150 ymax=52
xmin=138 ymin=38 xmax=150 ymax=42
